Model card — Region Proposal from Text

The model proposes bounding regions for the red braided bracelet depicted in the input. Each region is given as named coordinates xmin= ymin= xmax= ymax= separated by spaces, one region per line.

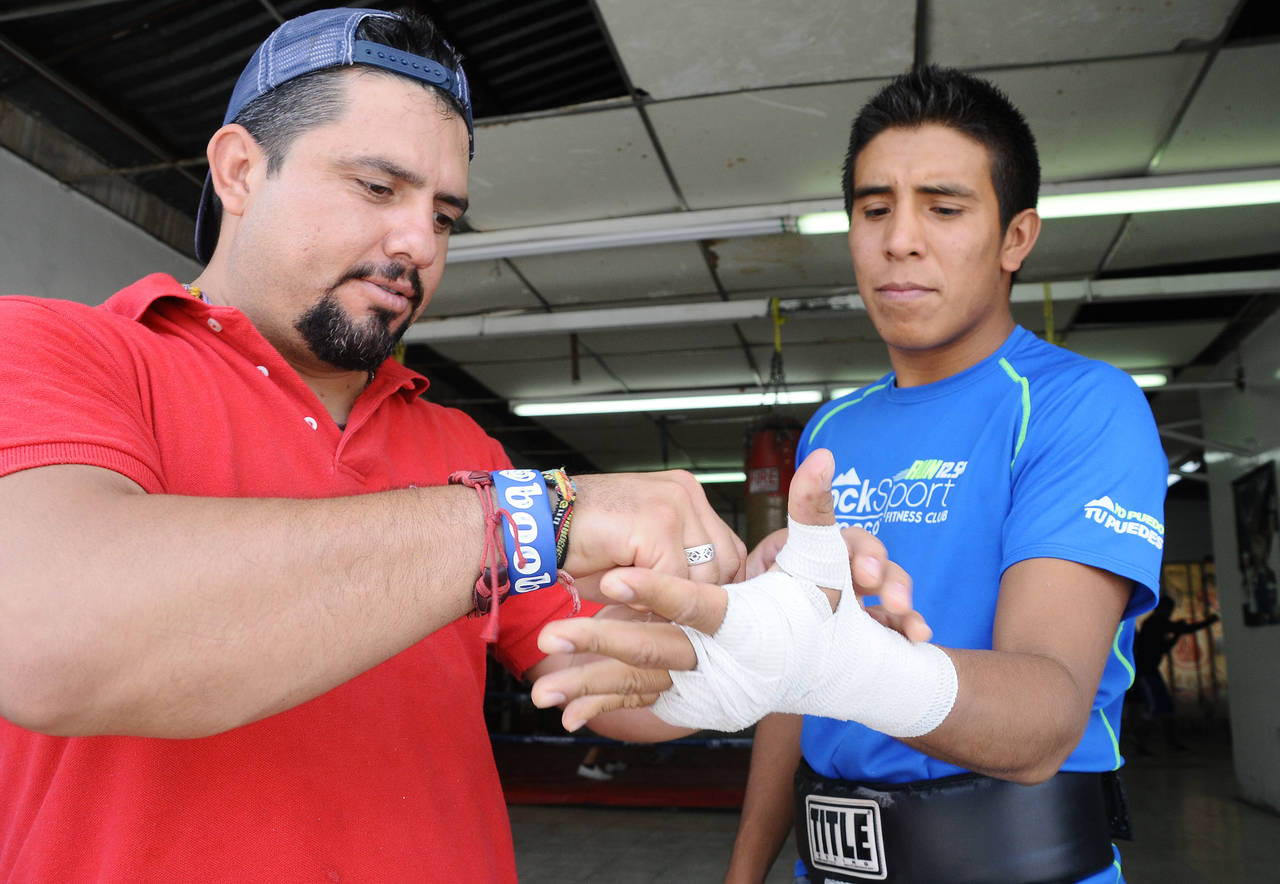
xmin=448 ymin=469 xmax=582 ymax=641
xmin=448 ymin=469 xmax=526 ymax=642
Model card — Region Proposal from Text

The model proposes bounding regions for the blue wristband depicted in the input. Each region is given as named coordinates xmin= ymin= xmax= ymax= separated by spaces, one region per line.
xmin=490 ymin=469 xmax=558 ymax=594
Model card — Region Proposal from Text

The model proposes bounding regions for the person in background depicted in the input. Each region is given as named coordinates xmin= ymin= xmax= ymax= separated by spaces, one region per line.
xmin=1132 ymin=594 xmax=1219 ymax=753
xmin=577 ymin=744 xmax=627 ymax=780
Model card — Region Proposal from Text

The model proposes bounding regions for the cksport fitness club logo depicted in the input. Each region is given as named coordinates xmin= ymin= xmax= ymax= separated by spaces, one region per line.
xmin=1082 ymin=496 xmax=1164 ymax=549
xmin=830 ymin=458 xmax=966 ymax=535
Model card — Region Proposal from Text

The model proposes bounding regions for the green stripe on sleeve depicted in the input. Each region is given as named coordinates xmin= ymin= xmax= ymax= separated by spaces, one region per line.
xmin=806 ymin=381 xmax=891 ymax=447
xmin=1113 ymin=622 xmax=1135 ymax=687
xmin=998 ymin=357 xmax=1030 ymax=467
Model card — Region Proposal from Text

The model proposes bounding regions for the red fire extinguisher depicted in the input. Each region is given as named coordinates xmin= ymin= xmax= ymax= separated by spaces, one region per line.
xmin=744 ymin=416 xmax=803 ymax=548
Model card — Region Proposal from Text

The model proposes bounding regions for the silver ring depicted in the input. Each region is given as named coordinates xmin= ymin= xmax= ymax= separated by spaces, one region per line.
xmin=684 ymin=543 xmax=715 ymax=566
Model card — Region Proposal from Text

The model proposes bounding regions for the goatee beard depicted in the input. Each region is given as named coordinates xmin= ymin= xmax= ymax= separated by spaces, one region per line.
xmin=294 ymin=263 xmax=422 ymax=373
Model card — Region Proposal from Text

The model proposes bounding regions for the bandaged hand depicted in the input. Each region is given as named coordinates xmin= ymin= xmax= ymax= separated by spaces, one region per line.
xmin=530 ymin=449 xmax=948 ymax=736
xmin=653 ymin=516 xmax=957 ymax=736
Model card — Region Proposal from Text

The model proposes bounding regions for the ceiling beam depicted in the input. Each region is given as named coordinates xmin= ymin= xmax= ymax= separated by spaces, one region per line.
xmin=0 ymin=0 xmax=133 ymax=23
xmin=447 ymin=199 xmax=835 ymax=263
xmin=0 ymin=32 xmax=203 ymax=189
xmin=446 ymin=168 xmax=1280 ymax=263
xmin=0 ymin=98 xmax=195 ymax=255
xmin=407 ymin=270 xmax=1280 ymax=342
xmin=1158 ymin=427 xmax=1258 ymax=457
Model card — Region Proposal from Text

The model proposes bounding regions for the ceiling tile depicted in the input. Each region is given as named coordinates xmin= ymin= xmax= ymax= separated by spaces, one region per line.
xmin=596 ymin=0 xmax=913 ymax=99
xmin=510 ymin=242 xmax=718 ymax=307
xmin=447 ymin=354 xmax=619 ymax=401
xmin=429 ymin=258 xmax=543 ymax=317
xmin=428 ymin=333 xmax=621 ymax=399
xmin=749 ymin=340 xmax=892 ymax=385
xmin=427 ymin=333 xmax=544 ymax=363
xmin=739 ymin=312 xmax=880 ymax=347
xmin=1104 ymin=204 xmax=1280 ymax=272
xmin=708 ymin=230 xmax=857 ymax=292
xmin=606 ymin=350 xmax=757 ymax=390
xmin=1014 ymin=299 xmax=1083 ymax=336
xmin=578 ymin=323 xmax=744 ymax=355
xmin=930 ymin=0 xmax=1236 ymax=67
xmin=1155 ymin=43 xmax=1280 ymax=173
xmin=1063 ymin=320 xmax=1226 ymax=370
xmin=467 ymin=107 xmax=679 ymax=228
xmin=983 ymin=55 xmax=1206 ymax=180
xmin=649 ymin=80 xmax=886 ymax=209
xmin=1019 ymin=215 xmax=1126 ymax=281
xmin=568 ymin=325 xmax=757 ymax=389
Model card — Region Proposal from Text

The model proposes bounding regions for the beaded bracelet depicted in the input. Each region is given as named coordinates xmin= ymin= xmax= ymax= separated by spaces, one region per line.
xmin=542 ymin=467 xmax=576 ymax=570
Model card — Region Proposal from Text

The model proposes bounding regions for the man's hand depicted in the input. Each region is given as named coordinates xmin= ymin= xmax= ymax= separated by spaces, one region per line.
xmin=565 ymin=470 xmax=746 ymax=593
xmin=0 ymin=464 xmax=731 ymax=739
xmin=746 ymin=467 xmax=927 ymax=640
xmin=530 ymin=449 xmax=929 ymax=731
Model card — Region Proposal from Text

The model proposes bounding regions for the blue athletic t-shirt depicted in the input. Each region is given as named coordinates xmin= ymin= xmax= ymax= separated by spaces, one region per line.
xmin=799 ymin=325 xmax=1165 ymax=787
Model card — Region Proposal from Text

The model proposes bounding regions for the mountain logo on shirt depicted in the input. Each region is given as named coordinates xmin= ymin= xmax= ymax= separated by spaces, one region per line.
xmin=832 ymin=466 xmax=862 ymax=487
xmin=1083 ymin=496 xmax=1165 ymax=550
xmin=830 ymin=458 xmax=966 ymax=535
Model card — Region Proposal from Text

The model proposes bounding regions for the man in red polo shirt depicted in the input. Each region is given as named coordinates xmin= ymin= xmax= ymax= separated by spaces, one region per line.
xmin=0 ymin=8 xmax=754 ymax=881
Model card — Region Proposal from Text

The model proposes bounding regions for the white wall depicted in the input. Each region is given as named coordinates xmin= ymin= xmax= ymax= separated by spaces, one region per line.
xmin=1199 ymin=307 xmax=1280 ymax=815
xmin=0 ymin=147 xmax=200 ymax=303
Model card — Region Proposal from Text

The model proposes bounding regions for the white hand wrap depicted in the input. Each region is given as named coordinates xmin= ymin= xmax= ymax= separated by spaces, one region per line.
xmin=651 ymin=571 xmax=832 ymax=733
xmin=775 ymin=519 xmax=854 ymax=593
xmin=653 ymin=517 xmax=957 ymax=737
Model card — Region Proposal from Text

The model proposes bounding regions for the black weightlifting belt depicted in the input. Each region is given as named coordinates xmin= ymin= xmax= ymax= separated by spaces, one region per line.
xmin=794 ymin=760 xmax=1116 ymax=883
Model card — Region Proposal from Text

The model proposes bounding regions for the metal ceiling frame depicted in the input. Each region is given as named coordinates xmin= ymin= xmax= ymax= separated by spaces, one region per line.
xmin=446 ymin=166 xmax=1280 ymax=263
xmin=407 ymin=269 xmax=1280 ymax=342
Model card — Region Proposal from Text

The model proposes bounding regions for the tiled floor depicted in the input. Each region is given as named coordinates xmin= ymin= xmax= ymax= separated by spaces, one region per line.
xmin=1117 ymin=727 xmax=1279 ymax=882
xmin=509 ymin=726 xmax=1279 ymax=882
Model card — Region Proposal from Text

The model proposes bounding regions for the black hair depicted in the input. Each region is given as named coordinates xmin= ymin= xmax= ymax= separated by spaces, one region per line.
xmin=232 ymin=8 xmax=464 ymax=175
xmin=842 ymin=65 xmax=1040 ymax=232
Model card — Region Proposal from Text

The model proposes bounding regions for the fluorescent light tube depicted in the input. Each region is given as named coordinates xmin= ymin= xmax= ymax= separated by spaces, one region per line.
xmin=797 ymin=211 xmax=847 ymax=235
xmin=1038 ymin=180 xmax=1280 ymax=219
xmin=692 ymin=471 xmax=747 ymax=484
xmin=451 ymin=217 xmax=787 ymax=262
xmin=512 ymin=389 xmax=823 ymax=417
xmin=1129 ymin=372 xmax=1168 ymax=389
xmin=795 ymin=177 xmax=1280 ymax=235
xmin=796 ymin=211 xmax=850 ymax=235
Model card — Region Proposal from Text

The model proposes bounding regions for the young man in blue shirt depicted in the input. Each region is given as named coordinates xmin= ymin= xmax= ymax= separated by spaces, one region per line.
xmin=533 ymin=66 xmax=1166 ymax=884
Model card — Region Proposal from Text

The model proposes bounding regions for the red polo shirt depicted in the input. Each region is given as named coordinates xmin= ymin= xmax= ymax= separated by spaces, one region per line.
xmin=0 ymin=274 xmax=580 ymax=882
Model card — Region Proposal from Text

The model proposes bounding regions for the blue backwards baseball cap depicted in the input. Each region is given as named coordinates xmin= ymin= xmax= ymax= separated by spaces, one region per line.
xmin=194 ymin=7 xmax=474 ymax=264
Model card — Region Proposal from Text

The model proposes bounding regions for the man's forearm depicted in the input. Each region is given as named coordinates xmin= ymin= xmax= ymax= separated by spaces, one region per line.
xmin=901 ymin=647 xmax=1096 ymax=785
xmin=725 ymin=713 xmax=802 ymax=884
xmin=0 ymin=465 xmax=485 ymax=738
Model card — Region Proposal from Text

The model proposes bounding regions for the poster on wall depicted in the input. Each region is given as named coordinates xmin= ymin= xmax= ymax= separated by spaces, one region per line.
xmin=1157 ymin=561 xmax=1226 ymax=715
xmin=1232 ymin=461 xmax=1279 ymax=627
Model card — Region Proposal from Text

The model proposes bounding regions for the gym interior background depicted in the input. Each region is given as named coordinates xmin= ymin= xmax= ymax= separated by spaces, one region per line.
xmin=1 ymin=1 xmax=1278 ymax=879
